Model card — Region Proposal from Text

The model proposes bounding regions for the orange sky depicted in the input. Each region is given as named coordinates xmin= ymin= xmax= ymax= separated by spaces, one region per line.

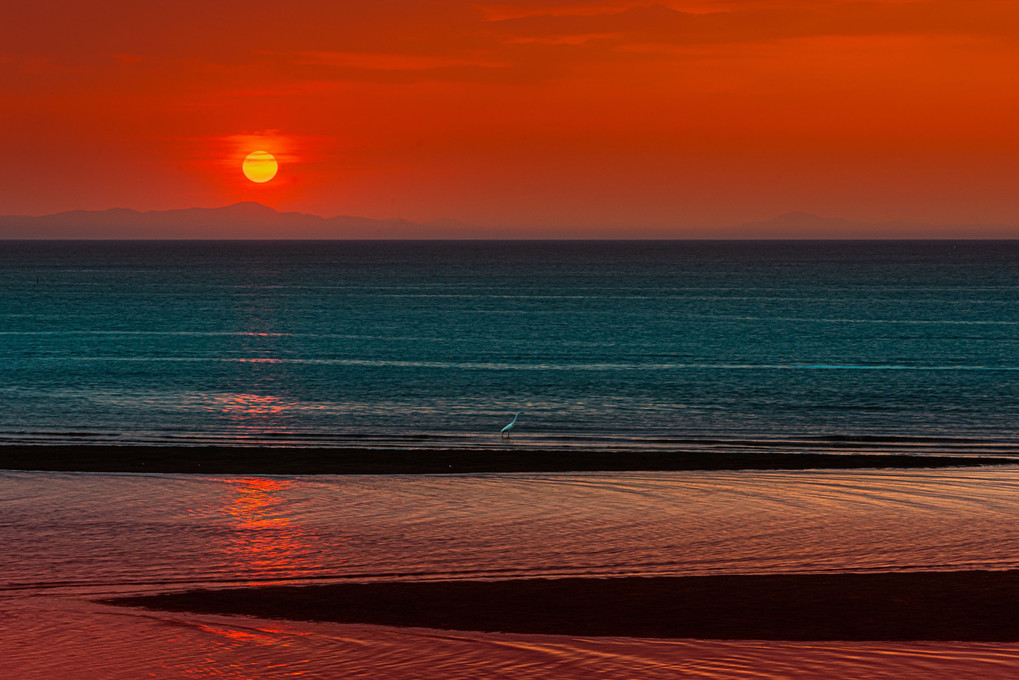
xmin=4 ymin=1 xmax=1019 ymax=236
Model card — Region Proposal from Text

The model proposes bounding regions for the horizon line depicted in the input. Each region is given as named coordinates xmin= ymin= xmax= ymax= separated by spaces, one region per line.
xmin=3 ymin=237 xmax=1019 ymax=243
xmin=3 ymin=202 xmax=1017 ymax=229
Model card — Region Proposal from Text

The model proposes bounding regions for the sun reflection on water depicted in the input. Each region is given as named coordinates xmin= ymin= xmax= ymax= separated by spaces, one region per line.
xmin=221 ymin=477 xmax=322 ymax=578
xmin=213 ymin=391 xmax=299 ymax=441
xmin=218 ymin=392 xmax=289 ymax=419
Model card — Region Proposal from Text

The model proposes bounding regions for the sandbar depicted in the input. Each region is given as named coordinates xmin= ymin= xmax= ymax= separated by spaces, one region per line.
xmin=104 ymin=570 xmax=1019 ymax=641
xmin=1 ymin=445 xmax=1016 ymax=475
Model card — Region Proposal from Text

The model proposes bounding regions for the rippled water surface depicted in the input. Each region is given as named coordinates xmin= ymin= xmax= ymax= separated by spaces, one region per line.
xmin=2 ymin=241 xmax=1019 ymax=451
xmin=4 ymin=240 xmax=1019 ymax=676
xmin=4 ymin=468 xmax=1019 ymax=677
xmin=7 ymin=467 xmax=1019 ymax=592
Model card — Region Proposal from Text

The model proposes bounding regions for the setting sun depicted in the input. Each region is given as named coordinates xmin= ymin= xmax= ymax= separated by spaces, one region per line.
xmin=242 ymin=151 xmax=278 ymax=184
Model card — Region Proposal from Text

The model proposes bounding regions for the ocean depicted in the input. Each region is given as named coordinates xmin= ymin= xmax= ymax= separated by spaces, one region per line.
xmin=2 ymin=240 xmax=1019 ymax=453
xmin=4 ymin=240 xmax=1019 ymax=679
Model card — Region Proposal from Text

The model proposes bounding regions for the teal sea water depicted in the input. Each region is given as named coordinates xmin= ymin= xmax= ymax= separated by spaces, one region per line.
xmin=1 ymin=240 xmax=1018 ymax=454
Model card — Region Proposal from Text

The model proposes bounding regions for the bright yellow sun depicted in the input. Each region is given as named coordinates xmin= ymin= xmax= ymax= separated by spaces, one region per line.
xmin=242 ymin=150 xmax=278 ymax=183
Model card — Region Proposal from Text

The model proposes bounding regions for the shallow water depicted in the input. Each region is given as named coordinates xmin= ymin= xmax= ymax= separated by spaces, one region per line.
xmin=4 ymin=468 xmax=1019 ymax=677
xmin=6 ymin=603 xmax=1019 ymax=680
xmin=5 ymin=467 xmax=1019 ymax=594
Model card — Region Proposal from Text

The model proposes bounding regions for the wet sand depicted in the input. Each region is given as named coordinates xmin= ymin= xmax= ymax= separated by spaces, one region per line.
xmin=105 ymin=570 xmax=1019 ymax=641
xmin=1 ymin=445 xmax=1016 ymax=474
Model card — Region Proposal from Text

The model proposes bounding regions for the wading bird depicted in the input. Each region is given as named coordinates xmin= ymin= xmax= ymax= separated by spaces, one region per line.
xmin=501 ymin=412 xmax=520 ymax=438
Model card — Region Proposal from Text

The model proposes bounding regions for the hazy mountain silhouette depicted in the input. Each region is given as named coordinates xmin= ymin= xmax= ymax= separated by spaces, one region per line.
xmin=0 ymin=203 xmax=475 ymax=239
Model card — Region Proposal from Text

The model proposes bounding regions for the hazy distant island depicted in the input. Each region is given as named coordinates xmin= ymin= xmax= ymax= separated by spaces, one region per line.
xmin=2 ymin=203 xmax=1017 ymax=239
xmin=0 ymin=202 xmax=471 ymax=240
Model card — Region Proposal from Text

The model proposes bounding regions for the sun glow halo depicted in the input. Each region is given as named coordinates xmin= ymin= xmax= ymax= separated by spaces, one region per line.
xmin=242 ymin=151 xmax=278 ymax=183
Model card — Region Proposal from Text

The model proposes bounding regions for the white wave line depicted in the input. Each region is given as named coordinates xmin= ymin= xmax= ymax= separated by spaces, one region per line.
xmin=40 ymin=357 xmax=1019 ymax=371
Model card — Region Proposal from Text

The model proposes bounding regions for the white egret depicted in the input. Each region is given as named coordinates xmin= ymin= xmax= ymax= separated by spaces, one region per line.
xmin=501 ymin=412 xmax=520 ymax=438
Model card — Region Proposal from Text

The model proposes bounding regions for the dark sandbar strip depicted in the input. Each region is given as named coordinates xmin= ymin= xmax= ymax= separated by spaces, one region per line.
xmin=1 ymin=445 xmax=1016 ymax=475
xmin=105 ymin=570 xmax=1019 ymax=641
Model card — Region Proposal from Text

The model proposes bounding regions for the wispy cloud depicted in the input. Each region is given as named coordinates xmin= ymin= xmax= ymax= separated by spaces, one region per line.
xmin=8 ymin=1 xmax=1017 ymax=89
xmin=285 ymin=51 xmax=506 ymax=71
xmin=484 ymin=1 xmax=1019 ymax=49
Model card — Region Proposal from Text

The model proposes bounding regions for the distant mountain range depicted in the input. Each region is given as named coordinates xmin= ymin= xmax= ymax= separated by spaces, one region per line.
xmin=0 ymin=202 xmax=473 ymax=239
xmin=0 ymin=204 xmax=1014 ymax=238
